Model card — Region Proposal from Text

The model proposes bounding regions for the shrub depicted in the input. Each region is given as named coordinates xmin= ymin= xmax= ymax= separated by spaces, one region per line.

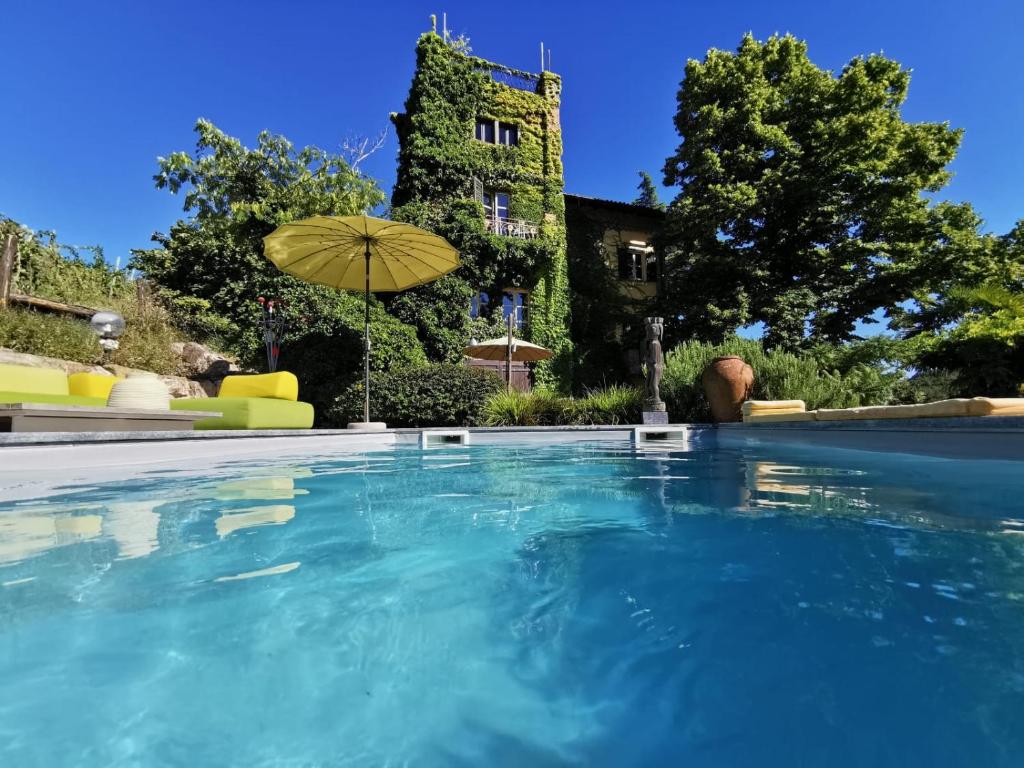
xmin=0 ymin=306 xmax=185 ymax=375
xmin=483 ymin=389 xmax=566 ymax=426
xmin=528 ymin=390 xmax=573 ymax=425
xmin=328 ymin=363 xmax=504 ymax=428
xmin=0 ymin=308 xmax=99 ymax=363
xmin=110 ymin=305 xmax=183 ymax=375
xmin=281 ymin=306 xmax=429 ymax=424
xmin=483 ymin=385 xmax=643 ymax=426
xmin=483 ymin=389 xmax=541 ymax=426
xmin=662 ymin=337 xmax=900 ymax=422
xmin=571 ymin=384 xmax=643 ymax=425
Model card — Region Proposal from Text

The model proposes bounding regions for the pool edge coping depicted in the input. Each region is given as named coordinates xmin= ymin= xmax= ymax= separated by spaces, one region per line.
xmin=0 ymin=418 xmax=1021 ymax=476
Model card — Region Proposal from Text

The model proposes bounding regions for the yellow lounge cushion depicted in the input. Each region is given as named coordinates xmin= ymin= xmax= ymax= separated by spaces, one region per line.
xmin=743 ymin=400 xmax=806 ymax=413
xmin=966 ymin=397 xmax=1024 ymax=417
xmin=815 ymin=400 xmax=973 ymax=421
xmin=0 ymin=363 xmax=69 ymax=396
xmin=68 ymin=372 xmax=121 ymax=399
xmin=218 ymin=372 xmax=298 ymax=401
xmin=742 ymin=400 xmax=806 ymax=418
xmin=744 ymin=410 xmax=817 ymax=423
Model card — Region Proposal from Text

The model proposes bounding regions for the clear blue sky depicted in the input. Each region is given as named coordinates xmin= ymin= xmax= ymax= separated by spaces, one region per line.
xmin=2 ymin=0 xmax=1022 ymax=267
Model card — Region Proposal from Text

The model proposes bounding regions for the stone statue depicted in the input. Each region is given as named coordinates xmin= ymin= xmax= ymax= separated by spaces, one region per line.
xmin=643 ymin=316 xmax=666 ymax=413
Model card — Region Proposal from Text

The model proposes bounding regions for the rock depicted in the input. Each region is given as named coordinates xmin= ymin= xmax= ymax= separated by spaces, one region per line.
xmin=170 ymin=341 xmax=240 ymax=379
xmin=194 ymin=379 xmax=221 ymax=397
xmin=0 ymin=348 xmax=109 ymax=376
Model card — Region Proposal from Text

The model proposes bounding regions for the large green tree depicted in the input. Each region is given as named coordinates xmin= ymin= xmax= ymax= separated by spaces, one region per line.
xmin=131 ymin=119 xmax=426 ymax=417
xmin=661 ymin=33 xmax=974 ymax=350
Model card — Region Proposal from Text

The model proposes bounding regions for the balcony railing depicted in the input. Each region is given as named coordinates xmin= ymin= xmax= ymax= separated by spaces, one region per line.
xmin=470 ymin=62 xmax=540 ymax=93
xmin=485 ymin=217 xmax=539 ymax=239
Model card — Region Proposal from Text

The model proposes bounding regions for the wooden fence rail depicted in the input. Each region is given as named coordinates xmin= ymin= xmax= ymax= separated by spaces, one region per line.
xmin=8 ymin=292 xmax=97 ymax=318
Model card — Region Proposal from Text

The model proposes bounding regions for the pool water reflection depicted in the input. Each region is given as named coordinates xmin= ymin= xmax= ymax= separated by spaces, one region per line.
xmin=0 ymin=442 xmax=1022 ymax=767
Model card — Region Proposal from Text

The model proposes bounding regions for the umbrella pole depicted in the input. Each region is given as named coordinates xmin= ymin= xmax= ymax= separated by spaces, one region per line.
xmin=363 ymin=243 xmax=370 ymax=423
xmin=506 ymin=312 xmax=513 ymax=391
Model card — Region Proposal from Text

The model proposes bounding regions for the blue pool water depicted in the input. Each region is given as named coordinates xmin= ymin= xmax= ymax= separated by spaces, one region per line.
xmin=1 ymin=440 xmax=1023 ymax=766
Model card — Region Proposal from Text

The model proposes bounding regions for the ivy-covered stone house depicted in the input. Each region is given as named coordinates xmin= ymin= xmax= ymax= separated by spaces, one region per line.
xmin=564 ymin=195 xmax=665 ymax=381
xmin=390 ymin=32 xmax=663 ymax=391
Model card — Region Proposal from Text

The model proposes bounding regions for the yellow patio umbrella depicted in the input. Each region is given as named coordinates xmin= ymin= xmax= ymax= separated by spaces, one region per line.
xmin=263 ymin=215 xmax=460 ymax=428
xmin=463 ymin=314 xmax=552 ymax=390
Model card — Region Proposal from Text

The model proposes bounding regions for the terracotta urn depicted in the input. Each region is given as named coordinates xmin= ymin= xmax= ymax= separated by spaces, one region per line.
xmin=701 ymin=356 xmax=754 ymax=423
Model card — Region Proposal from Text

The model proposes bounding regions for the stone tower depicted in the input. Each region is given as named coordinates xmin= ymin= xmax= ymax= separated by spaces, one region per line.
xmin=390 ymin=32 xmax=572 ymax=391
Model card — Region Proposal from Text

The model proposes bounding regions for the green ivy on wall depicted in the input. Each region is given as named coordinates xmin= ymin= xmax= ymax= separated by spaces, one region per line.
xmin=390 ymin=32 xmax=573 ymax=391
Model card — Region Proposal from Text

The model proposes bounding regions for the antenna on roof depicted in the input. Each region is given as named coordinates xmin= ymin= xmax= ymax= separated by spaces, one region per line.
xmin=547 ymin=48 xmax=552 ymax=71
xmin=443 ymin=12 xmax=448 ymax=42
xmin=540 ymin=42 xmax=545 ymax=72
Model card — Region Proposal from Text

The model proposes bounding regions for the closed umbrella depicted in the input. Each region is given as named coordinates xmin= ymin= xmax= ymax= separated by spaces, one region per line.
xmin=264 ymin=215 xmax=459 ymax=429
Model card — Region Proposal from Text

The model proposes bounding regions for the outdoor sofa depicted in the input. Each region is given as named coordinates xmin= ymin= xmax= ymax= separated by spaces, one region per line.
xmin=1 ymin=363 xmax=313 ymax=430
xmin=0 ymin=363 xmax=119 ymax=407
xmin=169 ymin=371 xmax=314 ymax=430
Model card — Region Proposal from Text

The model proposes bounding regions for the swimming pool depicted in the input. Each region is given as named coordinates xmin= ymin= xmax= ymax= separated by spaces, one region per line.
xmin=1 ymin=439 xmax=1023 ymax=766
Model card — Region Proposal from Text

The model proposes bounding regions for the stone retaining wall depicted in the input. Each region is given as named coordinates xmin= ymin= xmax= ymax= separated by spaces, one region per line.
xmin=0 ymin=346 xmax=243 ymax=399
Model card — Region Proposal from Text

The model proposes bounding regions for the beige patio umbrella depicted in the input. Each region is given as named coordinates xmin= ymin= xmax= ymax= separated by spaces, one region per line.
xmin=464 ymin=314 xmax=552 ymax=390
xmin=264 ymin=215 xmax=460 ymax=428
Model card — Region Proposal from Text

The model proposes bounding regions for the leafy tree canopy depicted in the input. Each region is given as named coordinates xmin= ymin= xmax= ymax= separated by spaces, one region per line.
xmin=131 ymin=119 xmax=426 ymax=416
xmin=892 ymin=218 xmax=1024 ymax=336
xmin=660 ymin=33 xmax=974 ymax=350
xmin=902 ymin=220 xmax=1024 ymax=395
xmin=153 ymin=118 xmax=384 ymax=231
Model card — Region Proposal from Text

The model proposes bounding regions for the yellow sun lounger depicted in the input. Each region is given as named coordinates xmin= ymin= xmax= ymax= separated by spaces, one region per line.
xmin=743 ymin=398 xmax=1024 ymax=424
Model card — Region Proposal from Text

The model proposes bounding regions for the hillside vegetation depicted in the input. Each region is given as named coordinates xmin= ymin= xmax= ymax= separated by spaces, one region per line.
xmin=1 ymin=216 xmax=187 ymax=374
